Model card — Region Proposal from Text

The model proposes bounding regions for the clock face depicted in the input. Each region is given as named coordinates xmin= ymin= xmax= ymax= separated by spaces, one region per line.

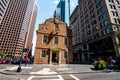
xmin=54 ymin=19 xmax=59 ymax=24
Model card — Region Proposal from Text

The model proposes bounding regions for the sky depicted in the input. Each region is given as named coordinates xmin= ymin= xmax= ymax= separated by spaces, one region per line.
xmin=32 ymin=0 xmax=78 ymax=55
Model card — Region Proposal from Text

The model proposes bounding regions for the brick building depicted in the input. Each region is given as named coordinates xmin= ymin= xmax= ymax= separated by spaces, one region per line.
xmin=34 ymin=18 xmax=73 ymax=64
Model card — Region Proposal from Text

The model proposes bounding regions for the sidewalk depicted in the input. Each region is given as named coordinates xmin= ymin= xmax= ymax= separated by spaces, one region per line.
xmin=0 ymin=64 xmax=105 ymax=75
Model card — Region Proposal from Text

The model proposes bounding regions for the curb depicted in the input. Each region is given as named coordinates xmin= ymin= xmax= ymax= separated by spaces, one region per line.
xmin=0 ymin=70 xmax=109 ymax=76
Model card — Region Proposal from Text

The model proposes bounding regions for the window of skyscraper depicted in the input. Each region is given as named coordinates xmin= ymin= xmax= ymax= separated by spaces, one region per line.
xmin=95 ymin=0 xmax=99 ymax=3
xmin=0 ymin=8 xmax=4 ymax=13
xmin=109 ymin=4 xmax=116 ymax=9
xmin=113 ymin=18 xmax=120 ymax=24
xmin=118 ymin=6 xmax=120 ymax=10
xmin=116 ymin=0 xmax=120 ymax=4
xmin=106 ymin=29 xmax=110 ymax=34
xmin=0 ymin=13 xmax=2 ymax=16
xmin=2 ymin=0 xmax=7 ymax=6
xmin=99 ymin=13 xmax=106 ymax=20
xmin=96 ymin=1 xmax=103 ymax=8
xmin=111 ymin=11 xmax=118 ymax=16
xmin=108 ymin=0 xmax=114 ymax=3
xmin=97 ymin=7 xmax=105 ymax=14
xmin=100 ymin=20 xmax=108 ymax=28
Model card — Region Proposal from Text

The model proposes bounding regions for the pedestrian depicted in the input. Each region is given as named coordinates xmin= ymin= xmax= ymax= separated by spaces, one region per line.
xmin=25 ymin=56 xmax=28 ymax=66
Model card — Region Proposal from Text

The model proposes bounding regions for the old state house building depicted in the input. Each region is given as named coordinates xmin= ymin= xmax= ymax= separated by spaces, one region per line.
xmin=34 ymin=18 xmax=73 ymax=64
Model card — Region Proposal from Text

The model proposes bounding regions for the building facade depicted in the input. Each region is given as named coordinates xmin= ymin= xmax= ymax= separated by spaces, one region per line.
xmin=24 ymin=1 xmax=38 ymax=54
xmin=34 ymin=18 xmax=73 ymax=64
xmin=70 ymin=6 xmax=83 ymax=63
xmin=0 ymin=0 xmax=10 ymax=24
xmin=54 ymin=0 xmax=65 ymax=22
xmin=0 ymin=0 xmax=38 ymax=58
xmin=70 ymin=0 xmax=120 ymax=62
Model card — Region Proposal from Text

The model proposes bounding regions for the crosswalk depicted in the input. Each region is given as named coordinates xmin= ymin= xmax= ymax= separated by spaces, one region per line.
xmin=27 ymin=74 xmax=80 ymax=80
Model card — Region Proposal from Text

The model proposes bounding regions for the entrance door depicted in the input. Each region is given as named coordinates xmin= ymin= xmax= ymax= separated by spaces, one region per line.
xmin=52 ymin=52 xmax=58 ymax=64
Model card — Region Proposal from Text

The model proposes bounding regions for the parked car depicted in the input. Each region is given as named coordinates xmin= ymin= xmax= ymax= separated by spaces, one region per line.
xmin=11 ymin=57 xmax=21 ymax=64
xmin=0 ymin=59 xmax=11 ymax=64
xmin=5 ymin=59 xmax=11 ymax=63
xmin=0 ymin=59 xmax=6 ymax=64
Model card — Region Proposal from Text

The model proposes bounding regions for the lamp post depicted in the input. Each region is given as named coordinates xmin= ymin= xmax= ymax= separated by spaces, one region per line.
xmin=66 ymin=48 xmax=70 ymax=72
xmin=17 ymin=48 xmax=28 ymax=72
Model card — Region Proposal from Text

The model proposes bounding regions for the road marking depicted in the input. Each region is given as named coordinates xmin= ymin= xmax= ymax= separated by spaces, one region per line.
xmin=32 ymin=75 xmax=57 ymax=78
xmin=30 ymin=68 xmax=57 ymax=74
xmin=41 ymin=79 xmax=61 ymax=80
xmin=58 ymin=75 xmax=64 ymax=80
xmin=27 ymin=76 xmax=34 ymax=80
xmin=69 ymin=74 xmax=80 ymax=80
xmin=22 ymin=67 xmax=33 ymax=69
xmin=57 ymin=68 xmax=69 ymax=71
xmin=27 ymin=75 xmax=62 ymax=80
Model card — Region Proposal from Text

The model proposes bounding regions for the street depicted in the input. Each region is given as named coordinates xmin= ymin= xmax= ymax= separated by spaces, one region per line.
xmin=0 ymin=72 xmax=120 ymax=80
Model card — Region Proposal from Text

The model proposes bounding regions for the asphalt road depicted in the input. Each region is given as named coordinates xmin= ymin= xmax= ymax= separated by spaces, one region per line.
xmin=0 ymin=72 xmax=120 ymax=80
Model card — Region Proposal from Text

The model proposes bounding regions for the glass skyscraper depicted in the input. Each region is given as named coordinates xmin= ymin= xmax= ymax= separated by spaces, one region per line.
xmin=54 ymin=0 xmax=65 ymax=22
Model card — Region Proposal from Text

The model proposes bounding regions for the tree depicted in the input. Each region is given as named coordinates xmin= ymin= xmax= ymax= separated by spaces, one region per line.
xmin=0 ymin=51 xmax=8 ymax=58
xmin=115 ymin=28 xmax=120 ymax=47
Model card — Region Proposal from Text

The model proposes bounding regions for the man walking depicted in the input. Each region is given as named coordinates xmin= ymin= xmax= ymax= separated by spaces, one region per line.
xmin=25 ymin=56 xmax=28 ymax=66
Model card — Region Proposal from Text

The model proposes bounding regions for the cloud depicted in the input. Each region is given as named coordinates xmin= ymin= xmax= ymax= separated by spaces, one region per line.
xmin=53 ymin=0 xmax=60 ymax=4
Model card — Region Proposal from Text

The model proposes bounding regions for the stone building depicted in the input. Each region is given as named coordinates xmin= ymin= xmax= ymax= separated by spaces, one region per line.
xmin=70 ymin=0 xmax=120 ymax=62
xmin=34 ymin=18 xmax=73 ymax=64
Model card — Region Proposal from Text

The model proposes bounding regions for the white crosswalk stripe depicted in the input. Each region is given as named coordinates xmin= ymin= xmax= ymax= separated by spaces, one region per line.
xmin=27 ymin=75 xmax=64 ymax=80
xmin=69 ymin=74 xmax=80 ymax=80
xmin=27 ymin=74 xmax=80 ymax=80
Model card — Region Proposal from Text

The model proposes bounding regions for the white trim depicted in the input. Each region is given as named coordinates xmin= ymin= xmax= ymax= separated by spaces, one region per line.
xmin=42 ymin=35 xmax=44 ymax=44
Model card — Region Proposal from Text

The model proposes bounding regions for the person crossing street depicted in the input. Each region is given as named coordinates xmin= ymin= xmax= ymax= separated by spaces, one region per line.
xmin=25 ymin=56 xmax=28 ymax=66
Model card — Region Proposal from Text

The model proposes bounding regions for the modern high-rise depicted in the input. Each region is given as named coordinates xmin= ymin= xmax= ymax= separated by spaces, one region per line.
xmin=0 ymin=0 xmax=38 ymax=58
xmin=70 ymin=0 xmax=120 ymax=62
xmin=54 ymin=0 xmax=65 ymax=22
xmin=24 ymin=1 xmax=38 ymax=53
xmin=0 ymin=0 xmax=10 ymax=24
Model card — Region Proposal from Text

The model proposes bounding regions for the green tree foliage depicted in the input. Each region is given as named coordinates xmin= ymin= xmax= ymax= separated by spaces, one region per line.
xmin=115 ymin=29 xmax=120 ymax=47
xmin=0 ymin=51 xmax=8 ymax=58
xmin=92 ymin=59 xmax=106 ymax=70
xmin=115 ymin=31 xmax=120 ymax=37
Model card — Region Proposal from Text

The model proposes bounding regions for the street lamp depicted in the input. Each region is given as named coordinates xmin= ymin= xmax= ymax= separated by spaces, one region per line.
xmin=17 ymin=48 xmax=28 ymax=72
xmin=66 ymin=48 xmax=70 ymax=72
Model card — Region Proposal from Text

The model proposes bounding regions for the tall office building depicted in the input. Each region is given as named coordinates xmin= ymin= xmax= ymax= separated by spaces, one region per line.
xmin=0 ymin=0 xmax=10 ymax=24
xmin=24 ymin=1 xmax=38 ymax=53
xmin=54 ymin=0 xmax=65 ymax=22
xmin=0 ymin=0 xmax=38 ymax=58
xmin=70 ymin=0 xmax=120 ymax=62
